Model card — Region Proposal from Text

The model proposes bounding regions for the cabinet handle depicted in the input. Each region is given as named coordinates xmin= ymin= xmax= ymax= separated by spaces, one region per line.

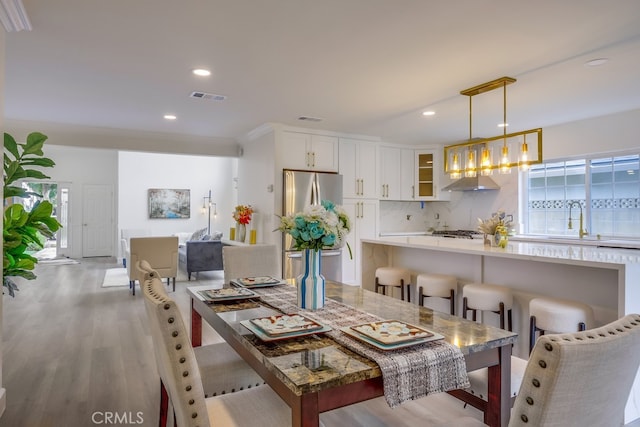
xmin=312 ymin=152 xmax=316 ymax=167
xmin=359 ymin=179 xmax=363 ymax=196
xmin=306 ymin=152 xmax=310 ymax=167
xmin=412 ymin=185 xmax=415 ymax=198
xmin=359 ymin=202 xmax=363 ymax=218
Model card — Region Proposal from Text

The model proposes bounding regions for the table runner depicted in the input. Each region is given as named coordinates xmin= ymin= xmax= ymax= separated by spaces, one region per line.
xmin=253 ymin=286 xmax=470 ymax=408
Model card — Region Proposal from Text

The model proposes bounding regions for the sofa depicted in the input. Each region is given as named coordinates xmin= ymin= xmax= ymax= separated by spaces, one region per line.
xmin=177 ymin=229 xmax=225 ymax=280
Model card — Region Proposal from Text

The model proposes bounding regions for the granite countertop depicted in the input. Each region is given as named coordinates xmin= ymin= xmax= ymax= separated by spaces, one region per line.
xmin=362 ymin=235 xmax=640 ymax=267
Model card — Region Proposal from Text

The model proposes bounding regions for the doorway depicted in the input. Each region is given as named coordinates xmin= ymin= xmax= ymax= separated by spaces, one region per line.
xmin=82 ymin=184 xmax=113 ymax=257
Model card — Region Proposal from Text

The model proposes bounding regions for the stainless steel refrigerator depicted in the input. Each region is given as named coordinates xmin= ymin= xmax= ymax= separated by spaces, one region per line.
xmin=282 ymin=169 xmax=343 ymax=282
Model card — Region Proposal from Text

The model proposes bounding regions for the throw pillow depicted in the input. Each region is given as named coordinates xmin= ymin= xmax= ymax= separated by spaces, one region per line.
xmin=190 ymin=227 xmax=207 ymax=241
xmin=211 ymin=231 xmax=223 ymax=240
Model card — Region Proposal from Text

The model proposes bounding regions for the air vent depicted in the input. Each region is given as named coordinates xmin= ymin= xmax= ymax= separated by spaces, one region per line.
xmin=297 ymin=116 xmax=323 ymax=122
xmin=189 ymin=91 xmax=227 ymax=101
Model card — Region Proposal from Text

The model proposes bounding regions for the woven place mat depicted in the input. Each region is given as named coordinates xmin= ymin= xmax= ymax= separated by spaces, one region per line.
xmin=253 ymin=286 xmax=470 ymax=408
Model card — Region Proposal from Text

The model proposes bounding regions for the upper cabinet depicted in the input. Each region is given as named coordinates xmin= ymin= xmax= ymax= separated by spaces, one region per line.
xmin=340 ymin=138 xmax=377 ymax=199
xmin=379 ymin=146 xmax=417 ymax=200
xmin=415 ymin=148 xmax=448 ymax=200
xmin=281 ymin=131 xmax=339 ymax=172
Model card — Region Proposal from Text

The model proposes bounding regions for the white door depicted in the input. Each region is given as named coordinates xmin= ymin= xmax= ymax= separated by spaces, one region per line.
xmin=82 ymin=184 xmax=113 ymax=257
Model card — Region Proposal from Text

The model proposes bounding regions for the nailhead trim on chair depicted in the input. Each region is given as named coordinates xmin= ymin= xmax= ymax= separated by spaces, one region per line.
xmin=513 ymin=314 xmax=640 ymax=426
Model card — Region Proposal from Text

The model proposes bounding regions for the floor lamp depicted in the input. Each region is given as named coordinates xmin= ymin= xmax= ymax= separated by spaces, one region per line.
xmin=202 ymin=190 xmax=217 ymax=235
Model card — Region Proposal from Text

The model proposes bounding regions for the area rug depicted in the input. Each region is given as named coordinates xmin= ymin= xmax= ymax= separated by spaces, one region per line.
xmin=102 ymin=268 xmax=129 ymax=287
xmin=38 ymin=257 xmax=80 ymax=265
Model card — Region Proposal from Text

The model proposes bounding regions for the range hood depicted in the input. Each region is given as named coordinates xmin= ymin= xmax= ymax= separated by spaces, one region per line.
xmin=441 ymin=175 xmax=500 ymax=192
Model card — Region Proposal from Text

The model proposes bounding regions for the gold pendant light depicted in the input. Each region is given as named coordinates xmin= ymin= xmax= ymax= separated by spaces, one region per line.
xmin=444 ymin=77 xmax=543 ymax=177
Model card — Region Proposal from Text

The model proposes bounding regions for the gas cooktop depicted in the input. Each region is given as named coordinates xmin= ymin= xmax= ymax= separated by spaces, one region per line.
xmin=431 ymin=230 xmax=483 ymax=239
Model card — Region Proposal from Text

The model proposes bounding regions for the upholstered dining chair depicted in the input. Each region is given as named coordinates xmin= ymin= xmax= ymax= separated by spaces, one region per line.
xmin=452 ymin=313 xmax=640 ymax=427
xmin=139 ymin=264 xmax=286 ymax=427
xmin=222 ymin=244 xmax=279 ymax=284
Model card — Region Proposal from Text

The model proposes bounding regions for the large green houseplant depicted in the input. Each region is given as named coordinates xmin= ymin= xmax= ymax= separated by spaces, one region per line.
xmin=3 ymin=132 xmax=62 ymax=296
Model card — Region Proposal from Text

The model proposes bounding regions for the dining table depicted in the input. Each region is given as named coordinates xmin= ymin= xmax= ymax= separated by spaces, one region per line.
xmin=187 ymin=280 xmax=518 ymax=427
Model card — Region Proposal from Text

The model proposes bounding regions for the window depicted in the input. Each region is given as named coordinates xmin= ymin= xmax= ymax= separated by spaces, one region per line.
xmin=525 ymin=154 xmax=640 ymax=239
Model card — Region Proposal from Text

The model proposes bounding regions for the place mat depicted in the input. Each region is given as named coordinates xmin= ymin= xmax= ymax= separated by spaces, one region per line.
xmin=252 ymin=286 xmax=470 ymax=408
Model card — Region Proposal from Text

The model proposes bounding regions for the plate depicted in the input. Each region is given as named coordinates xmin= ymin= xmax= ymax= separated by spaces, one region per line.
xmin=232 ymin=276 xmax=286 ymax=288
xmin=341 ymin=326 xmax=444 ymax=351
xmin=240 ymin=319 xmax=331 ymax=342
xmin=350 ymin=320 xmax=435 ymax=345
xmin=250 ymin=314 xmax=323 ymax=336
xmin=197 ymin=287 xmax=257 ymax=302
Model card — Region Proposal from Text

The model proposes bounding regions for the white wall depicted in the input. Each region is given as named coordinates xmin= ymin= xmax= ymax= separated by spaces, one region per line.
xmin=118 ymin=151 xmax=237 ymax=259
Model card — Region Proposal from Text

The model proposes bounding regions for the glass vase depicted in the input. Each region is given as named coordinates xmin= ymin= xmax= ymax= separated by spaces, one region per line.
xmin=236 ymin=223 xmax=246 ymax=242
xmin=297 ymin=249 xmax=325 ymax=310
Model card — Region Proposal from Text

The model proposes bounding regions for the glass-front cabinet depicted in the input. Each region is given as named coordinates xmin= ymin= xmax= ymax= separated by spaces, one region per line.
xmin=415 ymin=150 xmax=435 ymax=199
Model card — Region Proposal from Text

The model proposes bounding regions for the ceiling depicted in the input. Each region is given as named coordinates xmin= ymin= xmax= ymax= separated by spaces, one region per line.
xmin=4 ymin=0 xmax=640 ymax=149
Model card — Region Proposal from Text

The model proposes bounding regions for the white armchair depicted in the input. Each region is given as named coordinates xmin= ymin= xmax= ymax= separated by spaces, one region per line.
xmin=127 ymin=236 xmax=178 ymax=295
xmin=120 ymin=228 xmax=151 ymax=268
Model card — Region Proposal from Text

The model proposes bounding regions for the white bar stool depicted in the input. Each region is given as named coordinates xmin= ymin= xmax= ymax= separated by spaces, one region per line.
xmin=529 ymin=296 xmax=594 ymax=353
xmin=462 ymin=283 xmax=513 ymax=331
xmin=375 ymin=267 xmax=412 ymax=302
xmin=417 ymin=273 xmax=457 ymax=315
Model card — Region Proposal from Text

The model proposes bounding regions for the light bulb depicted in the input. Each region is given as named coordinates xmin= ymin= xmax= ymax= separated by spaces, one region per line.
xmin=499 ymin=145 xmax=511 ymax=174
xmin=519 ymin=140 xmax=530 ymax=171
xmin=480 ymin=146 xmax=493 ymax=176
xmin=465 ymin=149 xmax=477 ymax=178
xmin=450 ymin=152 xmax=461 ymax=179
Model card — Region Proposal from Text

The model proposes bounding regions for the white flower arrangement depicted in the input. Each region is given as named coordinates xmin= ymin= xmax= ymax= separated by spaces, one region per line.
xmin=278 ymin=200 xmax=351 ymax=253
xmin=477 ymin=210 xmax=512 ymax=235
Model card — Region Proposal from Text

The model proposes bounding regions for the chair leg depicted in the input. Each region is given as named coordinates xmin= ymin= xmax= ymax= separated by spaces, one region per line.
xmin=508 ymin=308 xmax=513 ymax=332
xmin=418 ymin=286 xmax=425 ymax=306
xmin=578 ymin=322 xmax=586 ymax=331
xmin=498 ymin=302 xmax=505 ymax=330
xmin=159 ymin=380 xmax=169 ymax=427
xmin=449 ymin=289 xmax=455 ymax=315
xmin=530 ymin=315 xmax=537 ymax=354
xmin=130 ymin=280 xmax=136 ymax=296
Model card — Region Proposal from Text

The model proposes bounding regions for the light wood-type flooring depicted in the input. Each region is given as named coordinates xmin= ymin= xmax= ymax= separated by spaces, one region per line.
xmin=0 ymin=257 xmax=484 ymax=427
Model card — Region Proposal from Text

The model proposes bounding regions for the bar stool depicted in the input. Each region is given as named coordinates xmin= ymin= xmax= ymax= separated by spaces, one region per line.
xmin=462 ymin=283 xmax=513 ymax=331
xmin=529 ymin=296 xmax=594 ymax=353
xmin=417 ymin=273 xmax=457 ymax=315
xmin=375 ymin=267 xmax=412 ymax=302
xmin=462 ymin=283 xmax=522 ymax=410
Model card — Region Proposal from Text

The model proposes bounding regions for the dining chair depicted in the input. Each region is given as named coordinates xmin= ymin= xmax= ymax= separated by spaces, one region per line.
xmin=452 ymin=313 xmax=640 ymax=427
xmin=222 ymin=244 xmax=279 ymax=284
xmin=139 ymin=263 xmax=282 ymax=427
xmin=128 ymin=236 xmax=179 ymax=295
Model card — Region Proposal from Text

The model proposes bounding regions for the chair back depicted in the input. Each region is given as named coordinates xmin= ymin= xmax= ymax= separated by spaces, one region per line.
xmin=510 ymin=313 xmax=640 ymax=427
xmin=222 ymin=244 xmax=279 ymax=284
xmin=128 ymin=236 xmax=178 ymax=283
xmin=141 ymin=276 xmax=210 ymax=427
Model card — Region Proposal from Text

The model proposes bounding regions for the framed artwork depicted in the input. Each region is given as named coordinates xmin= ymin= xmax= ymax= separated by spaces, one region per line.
xmin=148 ymin=188 xmax=190 ymax=219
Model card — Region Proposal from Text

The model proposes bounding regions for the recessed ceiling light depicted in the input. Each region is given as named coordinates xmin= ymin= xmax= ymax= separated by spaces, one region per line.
xmin=192 ymin=68 xmax=211 ymax=77
xmin=585 ymin=58 xmax=609 ymax=67
xmin=164 ymin=114 xmax=177 ymax=120
xmin=422 ymin=111 xmax=436 ymax=116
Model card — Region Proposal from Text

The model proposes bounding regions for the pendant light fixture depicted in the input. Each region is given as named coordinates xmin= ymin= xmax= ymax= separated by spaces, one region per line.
xmin=444 ymin=77 xmax=543 ymax=178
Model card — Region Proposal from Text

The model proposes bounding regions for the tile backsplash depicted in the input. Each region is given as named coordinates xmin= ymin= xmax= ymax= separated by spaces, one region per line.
xmin=378 ymin=173 xmax=519 ymax=234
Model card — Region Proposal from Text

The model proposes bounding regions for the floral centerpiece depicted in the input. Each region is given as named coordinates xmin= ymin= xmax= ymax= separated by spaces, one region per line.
xmin=233 ymin=205 xmax=253 ymax=225
xmin=277 ymin=200 xmax=351 ymax=252
xmin=232 ymin=205 xmax=253 ymax=242
xmin=477 ymin=210 xmax=512 ymax=248
xmin=277 ymin=200 xmax=351 ymax=309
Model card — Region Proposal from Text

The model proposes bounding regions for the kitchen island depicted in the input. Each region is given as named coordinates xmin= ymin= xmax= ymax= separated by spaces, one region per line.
xmin=361 ymin=235 xmax=640 ymax=423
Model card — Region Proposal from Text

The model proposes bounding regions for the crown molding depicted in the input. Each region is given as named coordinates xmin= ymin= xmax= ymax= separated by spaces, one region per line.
xmin=0 ymin=0 xmax=31 ymax=32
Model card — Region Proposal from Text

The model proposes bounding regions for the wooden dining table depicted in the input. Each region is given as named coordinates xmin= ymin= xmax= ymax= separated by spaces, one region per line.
xmin=187 ymin=281 xmax=518 ymax=427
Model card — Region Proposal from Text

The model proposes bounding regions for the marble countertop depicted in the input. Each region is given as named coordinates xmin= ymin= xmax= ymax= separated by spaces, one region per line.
xmin=362 ymin=235 xmax=640 ymax=267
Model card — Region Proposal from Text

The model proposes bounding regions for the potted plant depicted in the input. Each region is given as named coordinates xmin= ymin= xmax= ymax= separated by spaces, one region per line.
xmin=3 ymin=132 xmax=62 ymax=296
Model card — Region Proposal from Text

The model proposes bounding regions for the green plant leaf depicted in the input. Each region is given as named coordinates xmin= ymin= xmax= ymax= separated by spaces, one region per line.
xmin=4 ymin=133 xmax=19 ymax=159
xmin=23 ymin=132 xmax=48 ymax=156
xmin=20 ymin=158 xmax=56 ymax=168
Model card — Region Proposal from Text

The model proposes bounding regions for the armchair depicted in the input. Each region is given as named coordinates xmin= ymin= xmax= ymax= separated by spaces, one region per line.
xmin=127 ymin=236 xmax=178 ymax=295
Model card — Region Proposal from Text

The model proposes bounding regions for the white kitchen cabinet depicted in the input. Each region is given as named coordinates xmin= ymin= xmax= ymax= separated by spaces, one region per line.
xmin=281 ymin=131 xmax=338 ymax=171
xmin=339 ymin=138 xmax=377 ymax=198
xmin=414 ymin=148 xmax=448 ymax=200
xmin=380 ymin=146 xmax=416 ymax=200
xmin=341 ymin=198 xmax=378 ymax=285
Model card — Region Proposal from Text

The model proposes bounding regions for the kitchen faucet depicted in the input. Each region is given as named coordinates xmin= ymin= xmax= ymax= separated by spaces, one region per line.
xmin=568 ymin=201 xmax=588 ymax=239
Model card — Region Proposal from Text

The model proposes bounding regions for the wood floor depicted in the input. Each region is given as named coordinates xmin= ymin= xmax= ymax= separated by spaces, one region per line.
xmin=0 ymin=257 xmax=483 ymax=427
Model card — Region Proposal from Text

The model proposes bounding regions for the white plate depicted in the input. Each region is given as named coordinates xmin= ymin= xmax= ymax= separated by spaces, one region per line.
xmin=341 ymin=326 xmax=444 ymax=351
xmin=241 ymin=319 xmax=331 ymax=342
